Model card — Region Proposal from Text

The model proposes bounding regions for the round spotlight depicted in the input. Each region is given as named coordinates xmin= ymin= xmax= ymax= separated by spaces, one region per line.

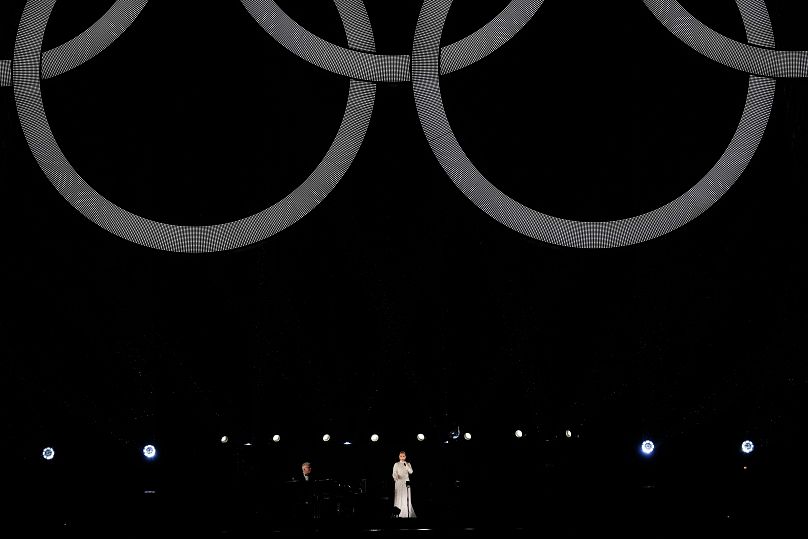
xmin=370 ymin=434 xmax=379 ymax=442
xmin=463 ymin=432 xmax=471 ymax=441
xmin=640 ymin=440 xmax=655 ymax=456
xmin=272 ymin=434 xmax=280 ymax=443
xmin=322 ymin=434 xmax=331 ymax=442
xmin=143 ymin=444 xmax=157 ymax=459
xmin=42 ymin=447 xmax=55 ymax=461
xmin=416 ymin=433 xmax=425 ymax=442
xmin=220 ymin=436 xmax=229 ymax=444
xmin=565 ymin=429 xmax=572 ymax=438
xmin=514 ymin=429 xmax=523 ymax=438
xmin=741 ymin=440 xmax=755 ymax=454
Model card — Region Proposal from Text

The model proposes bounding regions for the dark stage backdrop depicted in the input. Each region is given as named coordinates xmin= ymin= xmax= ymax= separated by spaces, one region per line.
xmin=2 ymin=0 xmax=807 ymax=531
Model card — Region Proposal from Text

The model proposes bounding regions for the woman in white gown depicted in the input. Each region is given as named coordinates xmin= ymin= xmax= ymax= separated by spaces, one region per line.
xmin=392 ymin=450 xmax=416 ymax=518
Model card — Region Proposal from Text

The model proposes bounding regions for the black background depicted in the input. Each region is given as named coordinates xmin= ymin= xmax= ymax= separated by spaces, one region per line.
xmin=2 ymin=0 xmax=807 ymax=533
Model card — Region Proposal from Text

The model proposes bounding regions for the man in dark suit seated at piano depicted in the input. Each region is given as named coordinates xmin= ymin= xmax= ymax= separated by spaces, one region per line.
xmin=297 ymin=461 xmax=318 ymax=519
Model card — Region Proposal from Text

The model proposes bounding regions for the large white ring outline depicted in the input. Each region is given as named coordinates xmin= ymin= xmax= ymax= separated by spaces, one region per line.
xmin=13 ymin=0 xmax=378 ymax=253
xmin=411 ymin=0 xmax=776 ymax=248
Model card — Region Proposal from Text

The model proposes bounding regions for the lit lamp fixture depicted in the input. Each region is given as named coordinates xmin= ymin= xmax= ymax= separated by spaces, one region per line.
xmin=143 ymin=444 xmax=157 ymax=459
xmin=741 ymin=440 xmax=755 ymax=454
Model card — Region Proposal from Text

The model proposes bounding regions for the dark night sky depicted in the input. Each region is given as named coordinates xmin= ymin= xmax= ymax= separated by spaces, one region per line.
xmin=1 ymin=0 xmax=807 ymax=526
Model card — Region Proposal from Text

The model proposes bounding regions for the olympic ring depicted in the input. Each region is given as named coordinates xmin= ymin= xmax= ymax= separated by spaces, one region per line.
xmin=411 ymin=0 xmax=775 ymax=248
xmin=13 ymin=0 xmax=377 ymax=253
xmin=4 ymin=0 xmax=801 ymax=251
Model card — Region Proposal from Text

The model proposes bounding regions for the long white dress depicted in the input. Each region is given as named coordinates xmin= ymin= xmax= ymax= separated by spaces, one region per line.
xmin=392 ymin=461 xmax=416 ymax=518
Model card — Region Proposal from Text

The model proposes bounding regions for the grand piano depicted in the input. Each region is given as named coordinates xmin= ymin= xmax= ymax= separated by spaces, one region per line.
xmin=282 ymin=477 xmax=368 ymax=519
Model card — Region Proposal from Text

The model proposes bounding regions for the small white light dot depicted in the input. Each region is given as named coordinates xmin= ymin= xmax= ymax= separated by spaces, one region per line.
xmin=416 ymin=433 xmax=425 ymax=442
xmin=220 ymin=436 xmax=228 ymax=444
xmin=272 ymin=434 xmax=280 ymax=443
xmin=463 ymin=432 xmax=471 ymax=441
xmin=370 ymin=434 xmax=379 ymax=442
xmin=641 ymin=440 xmax=655 ymax=455
xmin=42 ymin=447 xmax=55 ymax=460
xmin=565 ymin=429 xmax=572 ymax=438
xmin=322 ymin=434 xmax=331 ymax=442
xmin=514 ymin=430 xmax=523 ymax=438
xmin=143 ymin=445 xmax=157 ymax=459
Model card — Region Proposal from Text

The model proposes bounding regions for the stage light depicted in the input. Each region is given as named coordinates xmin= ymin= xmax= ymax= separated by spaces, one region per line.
xmin=416 ymin=433 xmax=425 ymax=441
xmin=272 ymin=434 xmax=280 ymax=443
xmin=323 ymin=434 xmax=331 ymax=442
xmin=220 ymin=436 xmax=229 ymax=444
xmin=143 ymin=444 xmax=157 ymax=459
xmin=640 ymin=440 xmax=655 ymax=456
xmin=565 ymin=429 xmax=572 ymax=438
xmin=370 ymin=434 xmax=379 ymax=442
xmin=343 ymin=441 xmax=352 ymax=445
xmin=741 ymin=440 xmax=755 ymax=454
xmin=515 ymin=429 xmax=523 ymax=438
xmin=42 ymin=447 xmax=55 ymax=460
xmin=464 ymin=432 xmax=471 ymax=440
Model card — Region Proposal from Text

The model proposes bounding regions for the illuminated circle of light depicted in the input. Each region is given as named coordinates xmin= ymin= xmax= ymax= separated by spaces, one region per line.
xmin=416 ymin=433 xmax=425 ymax=442
xmin=42 ymin=447 xmax=55 ymax=460
xmin=272 ymin=434 xmax=281 ymax=443
xmin=370 ymin=434 xmax=379 ymax=442
xmin=410 ymin=0 xmax=776 ymax=248
xmin=12 ymin=0 xmax=378 ymax=253
xmin=741 ymin=440 xmax=755 ymax=454
xmin=514 ymin=429 xmax=523 ymax=438
xmin=220 ymin=436 xmax=229 ymax=444
xmin=322 ymin=434 xmax=331 ymax=442
xmin=463 ymin=432 xmax=471 ymax=441
xmin=143 ymin=444 xmax=157 ymax=459
xmin=641 ymin=440 xmax=655 ymax=455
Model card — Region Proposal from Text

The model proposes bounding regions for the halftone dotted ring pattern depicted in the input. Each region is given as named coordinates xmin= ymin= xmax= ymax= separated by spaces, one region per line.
xmin=410 ymin=0 xmax=775 ymax=248
xmin=3 ymin=0 xmax=803 ymax=251
xmin=13 ymin=0 xmax=377 ymax=253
